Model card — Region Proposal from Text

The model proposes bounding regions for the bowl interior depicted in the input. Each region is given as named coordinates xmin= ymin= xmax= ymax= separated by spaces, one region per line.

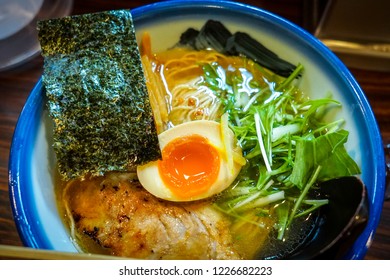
xmin=9 ymin=0 xmax=386 ymax=259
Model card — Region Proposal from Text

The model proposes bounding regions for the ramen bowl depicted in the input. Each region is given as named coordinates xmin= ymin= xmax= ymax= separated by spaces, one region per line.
xmin=9 ymin=0 xmax=386 ymax=259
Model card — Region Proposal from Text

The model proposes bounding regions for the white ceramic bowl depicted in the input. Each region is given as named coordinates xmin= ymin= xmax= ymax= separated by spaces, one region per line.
xmin=9 ymin=0 xmax=386 ymax=259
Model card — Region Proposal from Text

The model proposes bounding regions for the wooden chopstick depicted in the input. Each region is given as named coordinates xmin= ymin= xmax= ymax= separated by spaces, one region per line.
xmin=0 ymin=244 xmax=130 ymax=260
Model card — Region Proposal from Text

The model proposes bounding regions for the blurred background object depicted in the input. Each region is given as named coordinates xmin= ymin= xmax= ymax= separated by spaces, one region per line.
xmin=315 ymin=0 xmax=390 ymax=71
xmin=0 ymin=0 xmax=73 ymax=71
xmin=0 ymin=0 xmax=43 ymax=40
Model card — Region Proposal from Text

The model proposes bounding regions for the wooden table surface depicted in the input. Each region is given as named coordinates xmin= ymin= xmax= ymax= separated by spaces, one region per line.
xmin=0 ymin=0 xmax=389 ymax=259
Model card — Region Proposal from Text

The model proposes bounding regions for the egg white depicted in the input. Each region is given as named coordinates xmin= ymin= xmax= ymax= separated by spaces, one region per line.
xmin=136 ymin=120 xmax=244 ymax=201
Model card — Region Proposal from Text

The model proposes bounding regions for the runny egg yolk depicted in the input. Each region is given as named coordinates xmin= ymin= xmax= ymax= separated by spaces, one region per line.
xmin=157 ymin=134 xmax=220 ymax=199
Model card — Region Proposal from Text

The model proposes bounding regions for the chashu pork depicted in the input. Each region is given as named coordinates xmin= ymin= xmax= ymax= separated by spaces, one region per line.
xmin=62 ymin=172 xmax=242 ymax=260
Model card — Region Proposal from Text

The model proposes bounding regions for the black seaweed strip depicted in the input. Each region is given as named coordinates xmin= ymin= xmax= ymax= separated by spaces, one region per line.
xmin=178 ymin=20 xmax=298 ymax=77
xmin=38 ymin=10 xmax=161 ymax=180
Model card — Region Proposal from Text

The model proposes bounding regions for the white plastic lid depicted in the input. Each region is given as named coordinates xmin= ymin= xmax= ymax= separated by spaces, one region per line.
xmin=0 ymin=0 xmax=73 ymax=71
xmin=0 ymin=0 xmax=43 ymax=40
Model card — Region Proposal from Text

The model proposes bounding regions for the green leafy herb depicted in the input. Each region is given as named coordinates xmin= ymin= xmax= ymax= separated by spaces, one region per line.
xmin=38 ymin=10 xmax=161 ymax=180
xmin=290 ymin=130 xmax=360 ymax=189
xmin=201 ymin=60 xmax=360 ymax=239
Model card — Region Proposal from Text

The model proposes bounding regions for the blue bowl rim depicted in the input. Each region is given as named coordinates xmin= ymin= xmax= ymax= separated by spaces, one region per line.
xmin=8 ymin=0 xmax=386 ymax=259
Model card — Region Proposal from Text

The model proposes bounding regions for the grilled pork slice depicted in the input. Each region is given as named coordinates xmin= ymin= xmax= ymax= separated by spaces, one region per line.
xmin=63 ymin=173 xmax=242 ymax=260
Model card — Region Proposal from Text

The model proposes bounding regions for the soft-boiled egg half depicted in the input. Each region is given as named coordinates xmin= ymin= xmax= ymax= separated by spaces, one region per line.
xmin=137 ymin=120 xmax=246 ymax=201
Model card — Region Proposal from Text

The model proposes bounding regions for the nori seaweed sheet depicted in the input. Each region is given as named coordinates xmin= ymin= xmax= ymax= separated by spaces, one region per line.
xmin=37 ymin=10 xmax=161 ymax=180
